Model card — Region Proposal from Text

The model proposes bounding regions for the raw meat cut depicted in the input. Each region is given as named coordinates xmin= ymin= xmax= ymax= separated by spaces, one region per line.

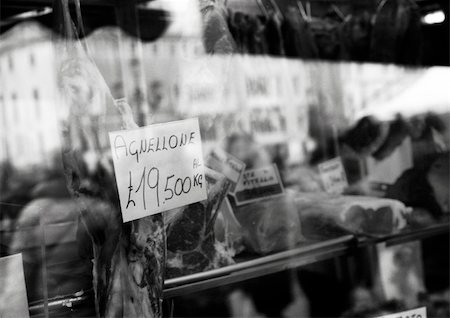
xmin=233 ymin=192 xmax=303 ymax=255
xmin=165 ymin=168 xmax=234 ymax=278
xmin=294 ymin=193 xmax=410 ymax=238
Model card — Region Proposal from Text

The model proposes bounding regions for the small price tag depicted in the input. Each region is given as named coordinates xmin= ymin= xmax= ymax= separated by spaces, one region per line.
xmin=206 ymin=148 xmax=246 ymax=192
xmin=0 ymin=254 xmax=29 ymax=318
xmin=109 ymin=118 xmax=207 ymax=222
xmin=374 ymin=307 xmax=426 ymax=318
xmin=233 ymin=164 xmax=284 ymax=206
xmin=318 ymin=157 xmax=348 ymax=194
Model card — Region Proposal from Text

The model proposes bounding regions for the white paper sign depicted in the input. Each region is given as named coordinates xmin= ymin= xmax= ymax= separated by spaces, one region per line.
xmin=374 ymin=307 xmax=426 ymax=318
xmin=109 ymin=118 xmax=207 ymax=222
xmin=0 ymin=254 xmax=29 ymax=318
xmin=233 ymin=165 xmax=284 ymax=205
xmin=318 ymin=157 xmax=348 ymax=194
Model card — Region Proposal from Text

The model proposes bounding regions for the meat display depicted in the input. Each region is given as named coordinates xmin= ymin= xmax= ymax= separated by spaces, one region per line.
xmin=294 ymin=193 xmax=410 ymax=238
xmin=165 ymin=168 xmax=234 ymax=278
xmin=233 ymin=192 xmax=304 ymax=255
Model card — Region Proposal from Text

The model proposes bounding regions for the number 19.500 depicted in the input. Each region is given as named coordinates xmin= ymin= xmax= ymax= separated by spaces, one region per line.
xmin=126 ymin=167 xmax=203 ymax=210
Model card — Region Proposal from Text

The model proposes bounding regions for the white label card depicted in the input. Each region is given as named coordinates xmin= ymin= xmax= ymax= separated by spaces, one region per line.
xmin=0 ymin=254 xmax=29 ymax=318
xmin=206 ymin=148 xmax=246 ymax=192
xmin=318 ymin=157 xmax=348 ymax=194
xmin=109 ymin=118 xmax=207 ymax=222
xmin=374 ymin=307 xmax=426 ymax=318
xmin=233 ymin=164 xmax=284 ymax=206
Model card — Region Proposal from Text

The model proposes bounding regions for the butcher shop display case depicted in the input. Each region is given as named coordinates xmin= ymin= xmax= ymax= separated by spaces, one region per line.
xmin=1 ymin=0 xmax=449 ymax=318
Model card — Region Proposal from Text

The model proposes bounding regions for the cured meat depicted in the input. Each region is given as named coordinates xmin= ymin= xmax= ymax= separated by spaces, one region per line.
xmin=426 ymin=153 xmax=449 ymax=215
xmin=233 ymin=192 xmax=303 ymax=255
xmin=165 ymin=168 xmax=234 ymax=278
xmin=339 ymin=116 xmax=389 ymax=157
xmin=294 ymin=193 xmax=410 ymax=238
xmin=370 ymin=0 xmax=422 ymax=65
xmin=372 ymin=116 xmax=410 ymax=161
xmin=200 ymin=0 xmax=236 ymax=54
xmin=385 ymin=152 xmax=449 ymax=219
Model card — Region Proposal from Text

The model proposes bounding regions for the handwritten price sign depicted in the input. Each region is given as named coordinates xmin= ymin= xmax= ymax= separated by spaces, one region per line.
xmin=374 ymin=307 xmax=426 ymax=318
xmin=109 ymin=118 xmax=207 ymax=222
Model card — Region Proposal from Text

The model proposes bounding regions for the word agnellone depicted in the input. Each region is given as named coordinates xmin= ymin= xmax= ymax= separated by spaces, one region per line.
xmin=109 ymin=118 xmax=207 ymax=222
xmin=113 ymin=131 xmax=196 ymax=163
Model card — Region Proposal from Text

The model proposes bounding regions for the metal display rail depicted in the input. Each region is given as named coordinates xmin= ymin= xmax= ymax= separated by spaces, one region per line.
xmin=27 ymin=221 xmax=449 ymax=316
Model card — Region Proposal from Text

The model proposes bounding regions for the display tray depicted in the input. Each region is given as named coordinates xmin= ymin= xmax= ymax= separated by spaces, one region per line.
xmin=26 ymin=221 xmax=450 ymax=315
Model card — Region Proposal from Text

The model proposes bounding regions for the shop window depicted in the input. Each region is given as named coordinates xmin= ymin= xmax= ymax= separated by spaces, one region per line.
xmin=38 ymin=131 xmax=45 ymax=159
xmin=0 ymin=95 xmax=4 ymax=128
xmin=11 ymin=93 xmax=18 ymax=122
xmin=8 ymin=55 xmax=13 ymax=71
xmin=33 ymin=89 xmax=40 ymax=118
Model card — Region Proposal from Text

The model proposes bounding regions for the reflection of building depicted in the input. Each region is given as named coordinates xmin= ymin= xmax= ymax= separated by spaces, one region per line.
xmin=0 ymin=22 xmax=205 ymax=168
xmin=0 ymin=23 xmax=61 ymax=168
xmin=85 ymin=29 xmax=204 ymax=124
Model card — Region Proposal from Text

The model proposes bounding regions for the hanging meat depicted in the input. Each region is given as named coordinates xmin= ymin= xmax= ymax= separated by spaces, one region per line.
xmin=370 ymin=0 xmax=422 ymax=65
xmin=58 ymin=76 xmax=166 ymax=318
xmin=54 ymin=1 xmax=166 ymax=312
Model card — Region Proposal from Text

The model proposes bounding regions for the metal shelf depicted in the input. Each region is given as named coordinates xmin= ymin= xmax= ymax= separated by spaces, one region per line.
xmin=356 ymin=222 xmax=450 ymax=247
xmin=164 ymin=221 xmax=450 ymax=298
xmin=163 ymin=235 xmax=355 ymax=298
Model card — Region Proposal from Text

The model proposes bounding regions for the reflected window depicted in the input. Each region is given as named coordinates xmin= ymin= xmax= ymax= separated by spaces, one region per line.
xmin=0 ymin=95 xmax=4 ymax=128
xmin=8 ymin=55 xmax=13 ymax=71
xmin=33 ymin=89 xmax=40 ymax=118
xmin=11 ymin=93 xmax=18 ymax=122
xmin=38 ymin=131 xmax=45 ymax=159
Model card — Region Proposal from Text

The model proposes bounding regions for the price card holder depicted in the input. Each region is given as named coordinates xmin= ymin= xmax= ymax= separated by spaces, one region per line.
xmin=0 ymin=254 xmax=30 ymax=318
xmin=109 ymin=118 xmax=207 ymax=222
xmin=318 ymin=157 xmax=348 ymax=194
xmin=206 ymin=148 xmax=246 ymax=193
xmin=232 ymin=164 xmax=285 ymax=206
xmin=374 ymin=307 xmax=426 ymax=318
